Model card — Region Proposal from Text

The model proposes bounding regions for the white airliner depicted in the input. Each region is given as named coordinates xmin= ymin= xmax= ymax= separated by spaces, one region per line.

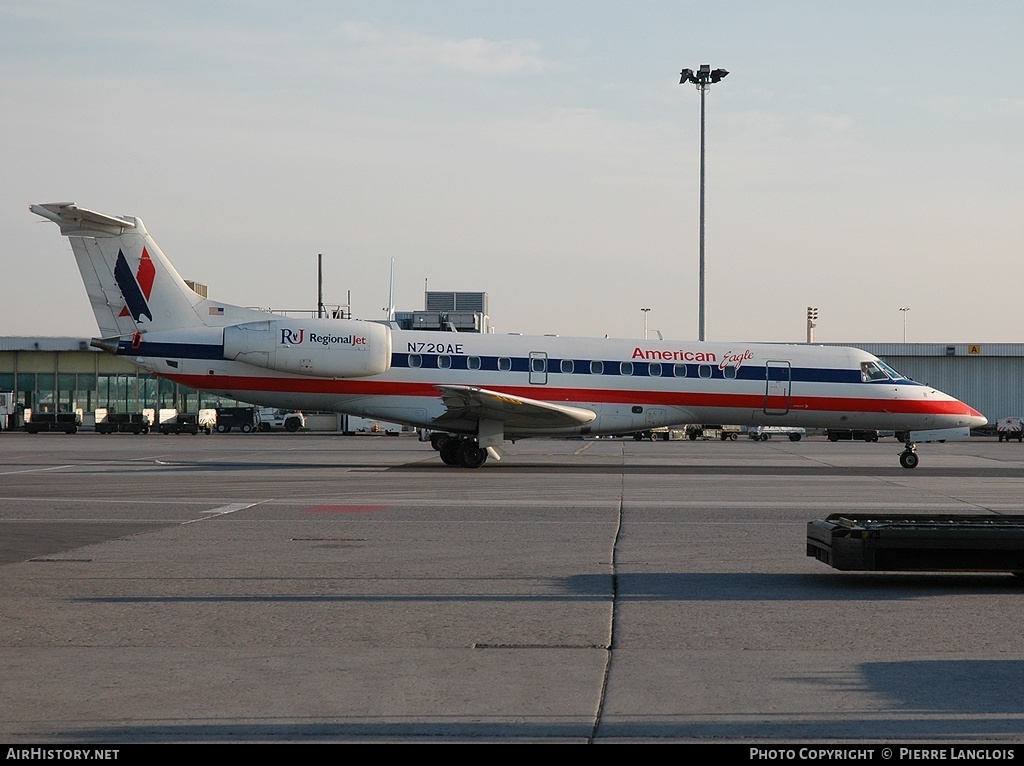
xmin=31 ymin=202 xmax=987 ymax=469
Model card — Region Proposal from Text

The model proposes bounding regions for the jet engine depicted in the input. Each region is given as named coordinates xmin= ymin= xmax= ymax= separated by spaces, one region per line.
xmin=222 ymin=318 xmax=391 ymax=378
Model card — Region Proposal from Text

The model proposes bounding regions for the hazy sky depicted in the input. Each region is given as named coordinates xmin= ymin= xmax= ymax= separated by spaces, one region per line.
xmin=3 ymin=1 xmax=1022 ymax=344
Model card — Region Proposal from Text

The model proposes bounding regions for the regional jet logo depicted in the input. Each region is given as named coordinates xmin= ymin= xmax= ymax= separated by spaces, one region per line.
xmin=114 ymin=248 xmax=155 ymax=323
xmin=280 ymin=329 xmax=305 ymax=345
xmin=278 ymin=329 xmax=367 ymax=346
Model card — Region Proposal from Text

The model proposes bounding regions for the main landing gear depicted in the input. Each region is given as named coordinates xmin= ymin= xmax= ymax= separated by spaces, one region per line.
xmin=432 ymin=433 xmax=489 ymax=469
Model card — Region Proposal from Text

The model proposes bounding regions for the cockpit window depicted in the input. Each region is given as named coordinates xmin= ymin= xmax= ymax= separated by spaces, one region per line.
xmin=861 ymin=360 xmax=897 ymax=382
xmin=876 ymin=360 xmax=904 ymax=379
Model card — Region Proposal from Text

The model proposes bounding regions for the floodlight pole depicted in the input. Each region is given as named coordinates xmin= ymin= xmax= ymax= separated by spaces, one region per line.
xmin=680 ymin=64 xmax=728 ymax=342
xmin=317 ymin=253 xmax=324 ymax=319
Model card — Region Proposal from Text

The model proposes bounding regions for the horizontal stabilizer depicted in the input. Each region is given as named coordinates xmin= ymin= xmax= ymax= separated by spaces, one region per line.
xmin=30 ymin=203 xmax=136 ymax=237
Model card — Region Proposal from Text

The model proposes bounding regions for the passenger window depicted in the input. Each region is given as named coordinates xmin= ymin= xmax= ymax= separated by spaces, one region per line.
xmin=468 ymin=356 xmax=481 ymax=370
xmin=560 ymin=359 xmax=574 ymax=374
xmin=673 ymin=363 xmax=687 ymax=378
xmin=620 ymin=362 xmax=633 ymax=376
xmin=409 ymin=354 xmax=422 ymax=368
xmin=498 ymin=357 xmax=512 ymax=371
xmin=649 ymin=362 xmax=662 ymax=377
xmin=590 ymin=360 xmax=604 ymax=375
xmin=699 ymin=364 xmax=712 ymax=378
xmin=438 ymin=355 xmax=451 ymax=369
xmin=531 ymin=357 xmax=546 ymax=373
xmin=723 ymin=366 xmax=737 ymax=379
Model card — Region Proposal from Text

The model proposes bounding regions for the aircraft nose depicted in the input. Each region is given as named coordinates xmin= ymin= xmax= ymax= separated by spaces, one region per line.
xmin=967 ymin=405 xmax=988 ymax=428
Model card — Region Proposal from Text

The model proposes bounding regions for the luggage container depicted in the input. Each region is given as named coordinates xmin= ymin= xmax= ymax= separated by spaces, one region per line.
xmin=807 ymin=513 xmax=1024 ymax=574
xmin=94 ymin=408 xmax=152 ymax=434
xmin=24 ymin=409 xmax=82 ymax=434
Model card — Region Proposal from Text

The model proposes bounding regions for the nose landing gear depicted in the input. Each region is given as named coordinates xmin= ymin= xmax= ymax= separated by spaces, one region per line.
xmin=899 ymin=447 xmax=919 ymax=469
xmin=899 ymin=434 xmax=919 ymax=469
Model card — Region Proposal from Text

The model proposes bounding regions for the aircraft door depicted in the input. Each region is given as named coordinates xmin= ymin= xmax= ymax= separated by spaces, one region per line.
xmin=764 ymin=360 xmax=791 ymax=415
xmin=645 ymin=408 xmax=666 ymax=427
xmin=529 ymin=352 xmax=548 ymax=385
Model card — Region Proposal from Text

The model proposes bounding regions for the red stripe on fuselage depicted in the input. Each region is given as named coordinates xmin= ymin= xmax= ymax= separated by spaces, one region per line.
xmin=164 ymin=373 xmax=976 ymax=417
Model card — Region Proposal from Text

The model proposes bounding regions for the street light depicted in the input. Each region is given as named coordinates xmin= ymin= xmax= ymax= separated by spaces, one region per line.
xmin=680 ymin=64 xmax=729 ymax=342
xmin=899 ymin=307 xmax=910 ymax=343
xmin=641 ymin=307 xmax=651 ymax=340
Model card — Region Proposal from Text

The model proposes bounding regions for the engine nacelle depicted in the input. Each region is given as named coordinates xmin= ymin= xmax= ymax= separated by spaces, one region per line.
xmin=222 ymin=318 xmax=392 ymax=378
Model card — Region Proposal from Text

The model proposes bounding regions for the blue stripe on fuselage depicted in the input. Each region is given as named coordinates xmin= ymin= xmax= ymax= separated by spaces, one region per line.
xmin=391 ymin=352 xmax=866 ymax=384
xmin=116 ymin=343 xmax=923 ymax=387
xmin=117 ymin=340 xmax=224 ymax=360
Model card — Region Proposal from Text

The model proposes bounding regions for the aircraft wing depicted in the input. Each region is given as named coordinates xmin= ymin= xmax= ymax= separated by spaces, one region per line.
xmin=435 ymin=385 xmax=597 ymax=430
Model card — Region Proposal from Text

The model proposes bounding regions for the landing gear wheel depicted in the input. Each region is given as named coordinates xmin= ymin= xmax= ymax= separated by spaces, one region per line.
xmin=430 ymin=432 xmax=451 ymax=452
xmin=899 ymin=450 xmax=919 ymax=469
xmin=457 ymin=440 xmax=488 ymax=469
xmin=439 ymin=439 xmax=460 ymax=466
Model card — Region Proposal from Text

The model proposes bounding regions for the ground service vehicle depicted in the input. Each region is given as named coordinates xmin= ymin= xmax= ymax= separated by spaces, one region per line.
xmin=0 ymin=392 xmax=18 ymax=432
xmin=257 ymin=408 xmax=305 ymax=432
xmin=827 ymin=429 xmax=881 ymax=442
xmin=215 ymin=407 xmax=260 ymax=433
xmin=997 ymin=417 xmax=1023 ymax=442
xmin=750 ymin=425 xmax=806 ymax=441
xmin=31 ymin=202 xmax=987 ymax=469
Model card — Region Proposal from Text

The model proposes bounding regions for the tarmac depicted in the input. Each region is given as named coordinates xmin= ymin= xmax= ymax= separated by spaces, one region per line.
xmin=2 ymin=431 xmax=1024 ymax=743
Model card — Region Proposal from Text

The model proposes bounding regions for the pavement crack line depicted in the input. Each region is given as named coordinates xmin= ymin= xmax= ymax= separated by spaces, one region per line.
xmin=590 ymin=445 xmax=624 ymax=743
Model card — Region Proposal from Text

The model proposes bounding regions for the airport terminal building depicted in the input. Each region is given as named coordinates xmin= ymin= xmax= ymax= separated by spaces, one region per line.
xmin=0 ymin=337 xmax=246 ymax=420
xmin=1 ymin=336 xmax=1020 ymax=427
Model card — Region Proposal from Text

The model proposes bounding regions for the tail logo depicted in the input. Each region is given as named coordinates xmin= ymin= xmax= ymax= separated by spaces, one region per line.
xmin=114 ymin=248 xmax=155 ymax=323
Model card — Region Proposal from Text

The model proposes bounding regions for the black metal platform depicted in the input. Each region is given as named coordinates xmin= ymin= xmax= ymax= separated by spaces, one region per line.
xmin=807 ymin=514 xmax=1024 ymax=573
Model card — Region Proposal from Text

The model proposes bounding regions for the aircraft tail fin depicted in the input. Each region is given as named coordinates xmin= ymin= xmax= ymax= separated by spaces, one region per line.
xmin=31 ymin=203 xmax=262 ymax=336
